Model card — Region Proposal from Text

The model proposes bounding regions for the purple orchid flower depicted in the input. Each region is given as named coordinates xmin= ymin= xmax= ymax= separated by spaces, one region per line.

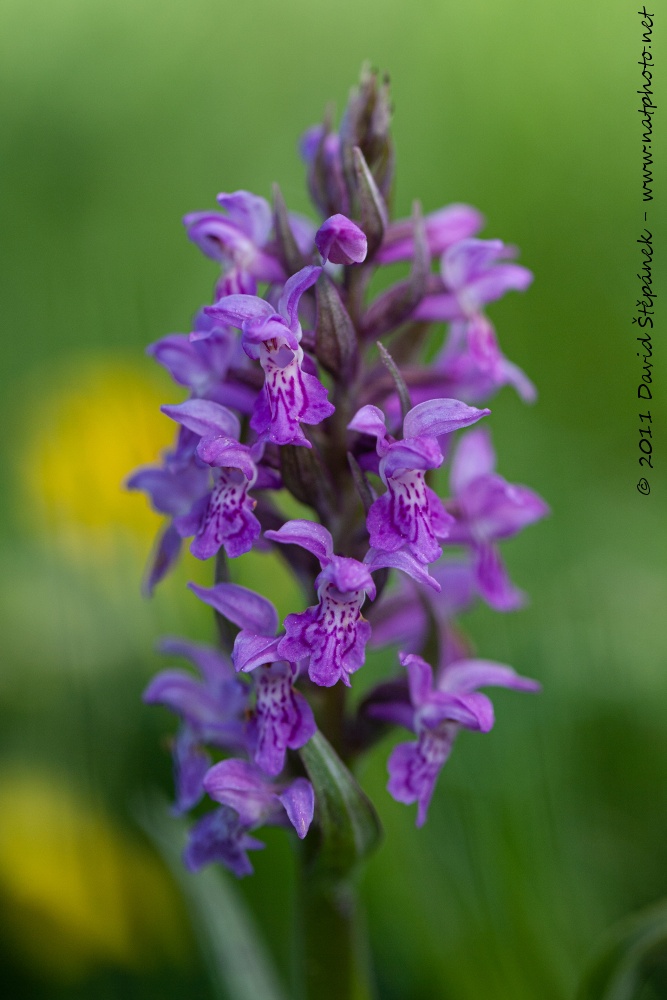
xmin=184 ymin=805 xmax=265 ymax=878
xmin=376 ymin=204 xmax=484 ymax=265
xmin=414 ymin=238 xmax=533 ymax=322
xmin=184 ymin=189 xmax=286 ymax=292
xmin=204 ymin=758 xmax=315 ymax=840
xmin=445 ymin=427 xmax=550 ymax=610
xmin=160 ymin=399 xmax=262 ymax=560
xmin=187 ymin=581 xmax=316 ymax=775
xmin=179 ymin=438 xmax=262 ymax=561
xmin=143 ymin=637 xmax=250 ymax=812
xmin=349 ymin=398 xmax=490 ymax=573
xmin=204 ymin=266 xmax=335 ymax=447
xmin=371 ymin=651 xmax=539 ymax=826
xmin=263 ymin=520 xmax=376 ymax=688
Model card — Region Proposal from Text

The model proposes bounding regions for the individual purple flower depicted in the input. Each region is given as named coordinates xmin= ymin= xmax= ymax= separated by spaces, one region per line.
xmin=376 ymin=204 xmax=484 ymax=265
xmin=444 ymin=427 xmax=549 ymax=610
xmin=184 ymin=805 xmax=265 ymax=877
xmin=159 ymin=399 xmax=262 ymax=559
xmin=372 ymin=651 xmax=539 ymax=826
xmin=143 ymin=637 xmax=250 ymax=811
xmin=205 ymin=266 xmax=334 ymax=447
xmin=264 ymin=520 xmax=376 ymax=688
xmin=414 ymin=238 xmax=533 ymax=322
xmin=184 ymin=190 xmax=285 ymax=291
xmin=179 ymin=438 xmax=261 ymax=561
xmin=349 ymin=398 xmax=490 ymax=568
xmin=204 ymin=758 xmax=315 ymax=839
xmin=315 ymin=214 xmax=367 ymax=265
xmin=188 ymin=581 xmax=316 ymax=775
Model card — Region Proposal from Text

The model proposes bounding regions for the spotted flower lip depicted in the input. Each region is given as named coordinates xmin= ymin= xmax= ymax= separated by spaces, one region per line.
xmin=175 ymin=445 xmax=261 ymax=561
xmin=250 ymin=661 xmax=316 ymax=776
xmin=159 ymin=403 xmax=263 ymax=560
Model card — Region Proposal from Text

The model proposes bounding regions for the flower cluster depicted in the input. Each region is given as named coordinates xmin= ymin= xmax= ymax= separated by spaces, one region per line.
xmin=130 ymin=69 xmax=548 ymax=876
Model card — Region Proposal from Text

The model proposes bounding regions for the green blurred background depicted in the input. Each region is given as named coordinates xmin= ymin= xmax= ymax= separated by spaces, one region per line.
xmin=1 ymin=0 xmax=665 ymax=997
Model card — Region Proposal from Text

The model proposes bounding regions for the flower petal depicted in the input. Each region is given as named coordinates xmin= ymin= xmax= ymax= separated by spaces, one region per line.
xmin=232 ymin=632 xmax=284 ymax=673
xmin=439 ymin=659 xmax=541 ymax=695
xmin=365 ymin=547 xmax=441 ymax=591
xmin=205 ymin=294 xmax=275 ymax=329
xmin=188 ymin=582 xmax=279 ymax=635
xmin=315 ymin=214 xmax=367 ymax=265
xmin=278 ymin=778 xmax=315 ymax=839
xmin=217 ymin=190 xmax=273 ymax=245
xmin=161 ymin=399 xmax=240 ymax=442
xmin=277 ymin=265 xmax=322 ymax=331
xmin=264 ymin=519 xmax=333 ymax=566
xmin=450 ymin=426 xmax=497 ymax=495
xmin=403 ymin=398 xmax=490 ymax=440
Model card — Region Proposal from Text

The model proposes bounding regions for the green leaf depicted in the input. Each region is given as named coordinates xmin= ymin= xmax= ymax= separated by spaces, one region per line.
xmin=299 ymin=730 xmax=382 ymax=882
xmin=137 ymin=794 xmax=288 ymax=1000
xmin=578 ymin=898 xmax=667 ymax=1000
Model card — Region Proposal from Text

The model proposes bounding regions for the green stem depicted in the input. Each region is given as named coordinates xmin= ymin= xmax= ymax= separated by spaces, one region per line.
xmin=298 ymin=868 xmax=374 ymax=1000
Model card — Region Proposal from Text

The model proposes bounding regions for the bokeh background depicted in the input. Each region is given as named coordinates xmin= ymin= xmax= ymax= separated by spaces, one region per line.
xmin=1 ymin=0 xmax=665 ymax=997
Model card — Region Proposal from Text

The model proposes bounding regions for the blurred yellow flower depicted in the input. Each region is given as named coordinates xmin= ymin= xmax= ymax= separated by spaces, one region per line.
xmin=19 ymin=355 xmax=176 ymax=552
xmin=0 ymin=769 xmax=189 ymax=981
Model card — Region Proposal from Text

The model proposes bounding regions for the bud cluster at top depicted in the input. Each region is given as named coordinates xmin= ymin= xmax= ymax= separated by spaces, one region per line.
xmin=129 ymin=68 xmax=548 ymax=877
